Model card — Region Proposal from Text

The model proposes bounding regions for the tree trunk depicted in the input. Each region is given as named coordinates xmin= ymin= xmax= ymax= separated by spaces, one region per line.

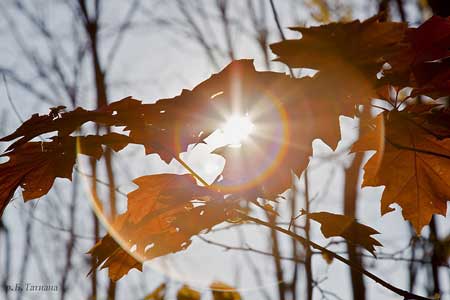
xmin=344 ymin=153 xmax=366 ymax=300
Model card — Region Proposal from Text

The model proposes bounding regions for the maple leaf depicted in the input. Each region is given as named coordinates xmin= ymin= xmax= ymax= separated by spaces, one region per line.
xmin=271 ymin=15 xmax=406 ymax=95
xmin=270 ymin=17 xmax=390 ymax=137
xmin=131 ymin=60 xmax=296 ymax=162
xmin=1 ymin=60 xmax=351 ymax=210
xmin=383 ymin=16 xmax=450 ymax=97
xmin=410 ymin=58 xmax=450 ymax=99
xmin=269 ymin=14 xmax=450 ymax=106
xmin=88 ymin=234 xmax=142 ymax=281
xmin=353 ymin=106 xmax=450 ymax=233
xmin=0 ymin=133 xmax=130 ymax=217
xmin=77 ymin=133 xmax=131 ymax=159
xmin=270 ymin=15 xmax=407 ymax=73
xmin=408 ymin=16 xmax=450 ymax=65
xmin=176 ymin=285 xmax=201 ymax=300
xmin=144 ymin=283 xmax=166 ymax=300
xmin=424 ymin=107 xmax=450 ymax=139
xmin=0 ymin=95 xmax=205 ymax=164
xmin=125 ymin=174 xmax=213 ymax=224
xmin=0 ymin=140 xmax=75 ymax=216
xmin=210 ymin=282 xmax=241 ymax=300
xmin=87 ymin=174 xmax=235 ymax=280
xmin=208 ymin=60 xmax=356 ymax=199
xmin=0 ymin=12 xmax=448 ymax=290
xmin=301 ymin=211 xmax=382 ymax=255
xmin=110 ymin=97 xmax=206 ymax=163
xmin=0 ymin=107 xmax=115 ymax=151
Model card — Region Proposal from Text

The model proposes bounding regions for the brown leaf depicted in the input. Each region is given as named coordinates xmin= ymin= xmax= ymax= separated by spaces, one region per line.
xmin=76 ymin=133 xmax=131 ymax=159
xmin=1 ymin=60 xmax=353 ymax=211
xmin=144 ymin=283 xmax=166 ymax=300
xmin=210 ymin=282 xmax=241 ymax=300
xmin=424 ymin=107 xmax=450 ymax=139
xmin=177 ymin=285 xmax=201 ymax=300
xmin=408 ymin=16 xmax=450 ymax=65
xmin=270 ymin=15 xmax=407 ymax=75
xmin=0 ymin=140 xmax=76 ymax=216
xmin=384 ymin=16 xmax=450 ymax=96
xmin=208 ymin=61 xmax=356 ymax=200
xmin=87 ymin=174 xmax=234 ymax=281
xmin=0 ymin=107 xmax=114 ymax=151
xmin=321 ymin=251 xmax=334 ymax=265
xmin=269 ymin=14 xmax=450 ymax=102
xmin=102 ymin=248 xmax=143 ymax=282
xmin=0 ymin=133 xmax=131 ymax=217
xmin=88 ymin=234 xmax=142 ymax=282
xmin=410 ymin=60 xmax=450 ymax=99
xmin=303 ymin=211 xmax=382 ymax=255
xmin=354 ymin=106 xmax=450 ymax=232
xmin=270 ymin=17 xmax=386 ymax=134
xmin=186 ymin=59 xmax=356 ymax=168
xmin=126 ymin=174 xmax=212 ymax=224
xmin=0 ymin=95 xmax=204 ymax=164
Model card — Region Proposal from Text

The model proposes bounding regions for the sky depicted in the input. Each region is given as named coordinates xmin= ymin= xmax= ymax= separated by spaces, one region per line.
xmin=0 ymin=1 xmax=448 ymax=299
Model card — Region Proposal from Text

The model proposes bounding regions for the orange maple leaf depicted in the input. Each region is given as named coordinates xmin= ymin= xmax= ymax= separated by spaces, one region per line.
xmin=353 ymin=106 xmax=450 ymax=233
xmin=88 ymin=174 xmax=234 ymax=280
xmin=302 ymin=211 xmax=382 ymax=255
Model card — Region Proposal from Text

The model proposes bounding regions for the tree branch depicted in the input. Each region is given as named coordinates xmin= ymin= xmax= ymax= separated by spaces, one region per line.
xmin=240 ymin=213 xmax=434 ymax=300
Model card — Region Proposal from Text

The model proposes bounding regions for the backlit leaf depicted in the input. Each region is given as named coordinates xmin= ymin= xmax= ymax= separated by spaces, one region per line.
xmin=87 ymin=174 xmax=235 ymax=280
xmin=302 ymin=211 xmax=382 ymax=255
xmin=144 ymin=283 xmax=166 ymax=300
xmin=177 ymin=285 xmax=201 ymax=300
xmin=354 ymin=106 xmax=450 ymax=232
xmin=210 ymin=282 xmax=241 ymax=300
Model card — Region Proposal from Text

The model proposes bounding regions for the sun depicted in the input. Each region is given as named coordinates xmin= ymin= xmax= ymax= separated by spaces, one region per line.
xmin=221 ymin=114 xmax=255 ymax=146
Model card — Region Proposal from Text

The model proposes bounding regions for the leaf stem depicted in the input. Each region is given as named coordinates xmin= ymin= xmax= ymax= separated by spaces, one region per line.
xmin=153 ymin=141 xmax=210 ymax=187
xmin=172 ymin=155 xmax=210 ymax=187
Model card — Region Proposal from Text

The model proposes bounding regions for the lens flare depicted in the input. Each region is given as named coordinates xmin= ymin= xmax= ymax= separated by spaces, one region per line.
xmin=221 ymin=114 xmax=255 ymax=146
xmin=77 ymin=67 xmax=297 ymax=292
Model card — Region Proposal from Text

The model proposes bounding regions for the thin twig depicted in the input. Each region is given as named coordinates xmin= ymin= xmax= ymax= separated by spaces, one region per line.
xmin=198 ymin=235 xmax=305 ymax=264
xmin=304 ymin=170 xmax=313 ymax=300
xmin=240 ymin=214 xmax=433 ymax=300
xmin=2 ymin=73 xmax=23 ymax=123
xmin=268 ymin=0 xmax=295 ymax=77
